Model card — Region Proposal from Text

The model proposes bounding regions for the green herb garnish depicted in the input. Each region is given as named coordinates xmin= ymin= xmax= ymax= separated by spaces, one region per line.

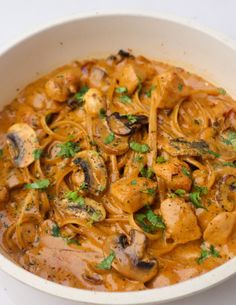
xmin=126 ymin=114 xmax=138 ymax=124
xmin=178 ymin=83 xmax=183 ymax=91
xmin=141 ymin=188 xmax=156 ymax=196
xmin=182 ymin=167 xmax=191 ymax=178
xmin=135 ymin=208 xmax=165 ymax=233
xmin=131 ymin=179 xmax=137 ymax=185
xmin=120 ymin=95 xmax=132 ymax=104
xmin=174 ymin=189 xmax=186 ymax=197
xmin=197 ymin=244 xmax=220 ymax=264
xmin=66 ymin=191 xmax=85 ymax=207
xmin=206 ymin=149 xmax=220 ymax=158
xmin=51 ymin=224 xmax=60 ymax=237
xmin=189 ymin=191 xmax=205 ymax=209
xmin=218 ymin=88 xmax=226 ymax=95
xmin=130 ymin=141 xmax=150 ymax=153
xmin=140 ymin=166 xmax=154 ymax=179
xmin=156 ymin=156 xmax=166 ymax=163
xmin=222 ymin=130 xmax=236 ymax=149
xmin=25 ymin=179 xmax=50 ymax=190
xmin=57 ymin=141 xmax=80 ymax=158
xmin=97 ymin=251 xmax=116 ymax=270
xmin=104 ymin=132 xmax=115 ymax=144
xmin=115 ymin=87 xmax=127 ymax=94
xmin=134 ymin=154 xmax=143 ymax=162
xmin=79 ymin=182 xmax=88 ymax=190
xmin=222 ymin=162 xmax=236 ymax=168
xmin=0 ymin=149 xmax=3 ymax=158
xmin=146 ymin=85 xmax=156 ymax=98
xmin=74 ymin=86 xmax=89 ymax=103
xmin=33 ymin=149 xmax=43 ymax=160
xmin=99 ymin=108 xmax=106 ymax=119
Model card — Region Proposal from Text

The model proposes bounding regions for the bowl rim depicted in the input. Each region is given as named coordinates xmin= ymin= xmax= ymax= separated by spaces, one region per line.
xmin=1 ymin=10 xmax=236 ymax=305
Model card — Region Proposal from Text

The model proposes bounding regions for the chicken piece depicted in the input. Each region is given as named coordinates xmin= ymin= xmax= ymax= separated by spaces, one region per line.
xmin=110 ymin=177 xmax=157 ymax=213
xmin=203 ymin=212 xmax=236 ymax=246
xmin=160 ymin=198 xmax=201 ymax=244
xmin=45 ymin=68 xmax=81 ymax=102
xmin=154 ymin=72 xmax=185 ymax=109
xmin=83 ymin=88 xmax=106 ymax=117
xmin=154 ymin=158 xmax=192 ymax=192
xmin=116 ymin=63 xmax=139 ymax=94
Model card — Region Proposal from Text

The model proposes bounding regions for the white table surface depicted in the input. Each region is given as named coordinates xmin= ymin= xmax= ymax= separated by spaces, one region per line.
xmin=0 ymin=0 xmax=236 ymax=304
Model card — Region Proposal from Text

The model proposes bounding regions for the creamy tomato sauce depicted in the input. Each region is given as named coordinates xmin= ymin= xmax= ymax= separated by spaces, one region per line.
xmin=0 ymin=50 xmax=236 ymax=291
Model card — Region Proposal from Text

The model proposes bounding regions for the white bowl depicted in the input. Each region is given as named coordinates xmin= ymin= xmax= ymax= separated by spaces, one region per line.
xmin=1 ymin=11 xmax=236 ymax=305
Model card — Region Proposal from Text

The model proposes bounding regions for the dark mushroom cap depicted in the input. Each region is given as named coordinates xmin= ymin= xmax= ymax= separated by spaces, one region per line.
xmin=103 ymin=229 xmax=159 ymax=282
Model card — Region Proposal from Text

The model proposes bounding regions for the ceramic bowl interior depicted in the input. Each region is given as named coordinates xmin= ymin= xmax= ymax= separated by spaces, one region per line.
xmin=0 ymin=12 xmax=236 ymax=305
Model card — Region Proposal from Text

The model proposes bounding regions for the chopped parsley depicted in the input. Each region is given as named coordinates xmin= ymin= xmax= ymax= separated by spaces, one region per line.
xmin=57 ymin=141 xmax=80 ymax=158
xmin=104 ymin=132 xmax=115 ymax=144
xmin=137 ymin=77 xmax=142 ymax=94
xmin=25 ymin=179 xmax=50 ymax=190
xmin=141 ymin=188 xmax=156 ymax=196
xmin=115 ymin=87 xmax=127 ymax=93
xmin=135 ymin=208 xmax=165 ymax=233
xmin=120 ymin=95 xmax=132 ymax=104
xmin=189 ymin=191 xmax=205 ymax=209
xmin=129 ymin=141 xmax=150 ymax=153
xmin=222 ymin=130 xmax=236 ymax=149
xmin=51 ymin=224 xmax=60 ymax=237
xmin=126 ymin=114 xmax=138 ymax=124
xmin=79 ymin=182 xmax=88 ymax=190
xmin=74 ymin=86 xmax=89 ymax=103
xmin=222 ymin=161 xmax=236 ymax=168
xmin=134 ymin=154 xmax=143 ymax=162
xmin=174 ymin=189 xmax=186 ymax=197
xmin=218 ymin=87 xmax=226 ymax=95
xmin=66 ymin=191 xmax=85 ymax=207
xmin=197 ymin=244 xmax=220 ymax=264
xmin=33 ymin=149 xmax=43 ymax=160
xmin=140 ymin=166 xmax=154 ymax=179
xmin=156 ymin=156 xmax=167 ymax=163
xmin=51 ymin=223 xmax=80 ymax=246
xmin=131 ymin=179 xmax=137 ymax=185
xmin=194 ymin=185 xmax=208 ymax=195
xmin=182 ymin=166 xmax=191 ymax=179
xmin=99 ymin=108 xmax=106 ymax=119
xmin=178 ymin=83 xmax=183 ymax=91
xmin=146 ymin=85 xmax=156 ymax=98
xmin=206 ymin=149 xmax=220 ymax=158
xmin=96 ymin=251 xmax=116 ymax=270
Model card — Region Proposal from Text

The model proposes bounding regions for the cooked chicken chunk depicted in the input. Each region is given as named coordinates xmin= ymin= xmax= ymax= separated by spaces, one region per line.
xmin=160 ymin=198 xmax=201 ymax=244
xmin=110 ymin=177 xmax=157 ymax=213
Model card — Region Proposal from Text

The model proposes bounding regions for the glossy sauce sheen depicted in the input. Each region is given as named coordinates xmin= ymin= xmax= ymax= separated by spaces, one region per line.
xmin=0 ymin=51 xmax=236 ymax=291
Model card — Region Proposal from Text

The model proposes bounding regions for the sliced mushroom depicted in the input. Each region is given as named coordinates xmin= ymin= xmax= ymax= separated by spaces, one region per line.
xmin=110 ymin=177 xmax=157 ymax=213
xmin=163 ymin=137 xmax=217 ymax=158
xmin=106 ymin=113 xmax=148 ymax=136
xmin=7 ymin=123 xmax=39 ymax=168
xmin=216 ymin=175 xmax=236 ymax=212
xmin=103 ymin=229 xmax=158 ymax=282
xmin=59 ymin=196 xmax=106 ymax=222
xmin=93 ymin=118 xmax=129 ymax=155
xmin=72 ymin=150 xmax=107 ymax=196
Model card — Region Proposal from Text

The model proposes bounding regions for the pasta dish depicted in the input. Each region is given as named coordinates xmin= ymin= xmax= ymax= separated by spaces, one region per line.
xmin=0 ymin=50 xmax=236 ymax=291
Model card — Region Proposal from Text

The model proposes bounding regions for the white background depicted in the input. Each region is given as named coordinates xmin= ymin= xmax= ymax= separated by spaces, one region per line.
xmin=0 ymin=0 xmax=236 ymax=304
